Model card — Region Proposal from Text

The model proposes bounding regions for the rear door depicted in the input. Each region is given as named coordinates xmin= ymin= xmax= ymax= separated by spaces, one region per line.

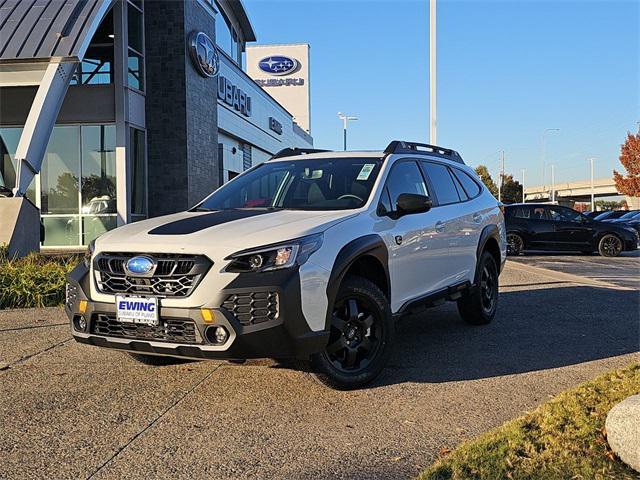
xmin=420 ymin=160 xmax=475 ymax=286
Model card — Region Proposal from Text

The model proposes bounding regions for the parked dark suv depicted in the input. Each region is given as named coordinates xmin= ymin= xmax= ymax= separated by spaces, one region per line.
xmin=505 ymin=203 xmax=639 ymax=257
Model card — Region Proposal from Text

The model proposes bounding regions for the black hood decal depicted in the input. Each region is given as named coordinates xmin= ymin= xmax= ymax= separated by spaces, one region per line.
xmin=148 ymin=210 xmax=277 ymax=235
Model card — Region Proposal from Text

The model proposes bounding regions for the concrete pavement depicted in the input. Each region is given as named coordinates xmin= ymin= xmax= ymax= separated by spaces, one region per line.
xmin=0 ymin=261 xmax=638 ymax=480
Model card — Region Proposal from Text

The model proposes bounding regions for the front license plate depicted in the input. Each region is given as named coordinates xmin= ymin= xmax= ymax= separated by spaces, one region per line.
xmin=116 ymin=295 xmax=159 ymax=326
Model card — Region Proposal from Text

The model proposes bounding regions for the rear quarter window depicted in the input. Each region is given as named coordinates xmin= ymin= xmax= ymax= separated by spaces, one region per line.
xmin=452 ymin=169 xmax=482 ymax=199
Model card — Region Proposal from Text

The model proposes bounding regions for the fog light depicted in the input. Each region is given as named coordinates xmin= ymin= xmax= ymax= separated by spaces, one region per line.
xmin=205 ymin=325 xmax=229 ymax=345
xmin=214 ymin=326 xmax=228 ymax=344
xmin=73 ymin=315 xmax=87 ymax=332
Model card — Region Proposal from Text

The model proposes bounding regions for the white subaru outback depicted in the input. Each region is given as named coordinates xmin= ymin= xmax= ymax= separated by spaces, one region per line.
xmin=66 ymin=141 xmax=506 ymax=389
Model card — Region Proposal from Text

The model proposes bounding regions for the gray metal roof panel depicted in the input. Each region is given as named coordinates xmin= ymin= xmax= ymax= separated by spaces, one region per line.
xmin=0 ymin=0 xmax=113 ymax=61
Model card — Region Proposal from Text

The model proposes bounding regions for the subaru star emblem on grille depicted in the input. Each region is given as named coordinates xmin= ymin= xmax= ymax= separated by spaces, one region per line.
xmin=125 ymin=256 xmax=156 ymax=277
xmin=258 ymin=55 xmax=298 ymax=76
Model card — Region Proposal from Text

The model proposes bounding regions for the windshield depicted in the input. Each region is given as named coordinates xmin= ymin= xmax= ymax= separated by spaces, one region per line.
xmin=197 ymin=157 xmax=383 ymax=211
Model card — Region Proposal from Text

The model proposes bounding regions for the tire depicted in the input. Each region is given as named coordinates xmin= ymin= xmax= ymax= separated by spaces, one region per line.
xmin=310 ymin=276 xmax=394 ymax=390
xmin=506 ymin=233 xmax=524 ymax=256
xmin=127 ymin=352 xmax=189 ymax=366
xmin=457 ymin=251 xmax=499 ymax=325
xmin=598 ymin=234 xmax=623 ymax=257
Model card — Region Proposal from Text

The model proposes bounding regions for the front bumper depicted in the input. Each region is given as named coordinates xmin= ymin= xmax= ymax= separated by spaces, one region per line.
xmin=65 ymin=263 xmax=329 ymax=361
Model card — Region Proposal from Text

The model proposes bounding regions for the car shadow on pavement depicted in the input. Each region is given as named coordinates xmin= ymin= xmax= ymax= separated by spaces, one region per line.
xmin=375 ymin=285 xmax=639 ymax=386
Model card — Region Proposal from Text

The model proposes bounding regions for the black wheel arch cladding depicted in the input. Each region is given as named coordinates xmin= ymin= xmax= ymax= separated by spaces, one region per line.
xmin=325 ymin=234 xmax=390 ymax=331
xmin=477 ymin=224 xmax=501 ymax=260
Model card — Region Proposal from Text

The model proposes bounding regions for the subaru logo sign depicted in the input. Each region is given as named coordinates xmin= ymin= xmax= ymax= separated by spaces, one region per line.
xmin=258 ymin=56 xmax=298 ymax=76
xmin=125 ymin=256 xmax=156 ymax=277
xmin=189 ymin=32 xmax=219 ymax=78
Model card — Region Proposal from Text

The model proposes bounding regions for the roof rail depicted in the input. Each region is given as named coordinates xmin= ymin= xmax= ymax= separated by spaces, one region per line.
xmin=269 ymin=147 xmax=330 ymax=160
xmin=384 ymin=140 xmax=465 ymax=164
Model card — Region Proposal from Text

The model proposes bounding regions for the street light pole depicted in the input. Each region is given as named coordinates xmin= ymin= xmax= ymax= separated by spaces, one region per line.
xmin=498 ymin=150 xmax=505 ymax=202
xmin=540 ymin=128 xmax=559 ymax=191
xmin=521 ymin=169 xmax=526 ymax=203
xmin=429 ymin=0 xmax=437 ymax=144
xmin=589 ymin=157 xmax=595 ymax=211
xmin=551 ymin=164 xmax=555 ymax=203
xmin=337 ymin=112 xmax=358 ymax=151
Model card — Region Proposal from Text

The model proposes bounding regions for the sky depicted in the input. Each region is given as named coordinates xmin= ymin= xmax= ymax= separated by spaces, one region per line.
xmin=244 ymin=0 xmax=639 ymax=187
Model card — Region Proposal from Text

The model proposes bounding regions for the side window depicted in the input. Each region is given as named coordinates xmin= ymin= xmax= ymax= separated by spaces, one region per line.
xmin=450 ymin=169 xmax=469 ymax=201
xmin=421 ymin=161 xmax=461 ymax=205
xmin=385 ymin=161 xmax=429 ymax=208
xmin=548 ymin=207 xmax=582 ymax=223
xmin=452 ymin=168 xmax=482 ymax=198
xmin=377 ymin=187 xmax=393 ymax=215
xmin=530 ymin=207 xmax=547 ymax=220
xmin=509 ymin=206 xmax=531 ymax=219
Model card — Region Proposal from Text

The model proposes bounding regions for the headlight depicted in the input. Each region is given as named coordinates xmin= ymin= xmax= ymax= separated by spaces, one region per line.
xmin=83 ymin=239 xmax=96 ymax=268
xmin=226 ymin=233 xmax=323 ymax=273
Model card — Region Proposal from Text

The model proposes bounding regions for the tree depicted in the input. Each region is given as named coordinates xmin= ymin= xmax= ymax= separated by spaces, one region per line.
xmin=500 ymin=174 xmax=523 ymax=204
xmin=475 ymin=165 xmax=498 ymax=198
xmin=613 ymin=130 xmax=640 ymax=197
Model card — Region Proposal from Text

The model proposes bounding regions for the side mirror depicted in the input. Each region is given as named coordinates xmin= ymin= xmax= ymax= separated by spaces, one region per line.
xmin=396 ymin=193 xmax=432 ymax=217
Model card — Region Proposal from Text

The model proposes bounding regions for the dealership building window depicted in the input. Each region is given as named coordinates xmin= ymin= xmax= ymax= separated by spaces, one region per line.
xmin=127 ymin=0 xmax=145 ymax=91
xmin=0 ymin=126 xmax=117 ymax=247
xmin=72 ymin=9 xmax=114 ymax=85
xmin=214 ymin=5 xmax=240 ymax=63
xmin=130 ymin=128 xmax=147 ymax=220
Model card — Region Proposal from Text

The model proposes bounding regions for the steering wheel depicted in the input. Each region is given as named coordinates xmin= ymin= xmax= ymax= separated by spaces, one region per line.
xmin=337 ymin=194 xmax=364 ymax=202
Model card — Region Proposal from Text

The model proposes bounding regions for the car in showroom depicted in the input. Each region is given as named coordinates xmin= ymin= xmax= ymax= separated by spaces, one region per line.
xmin=505 ymin=203 xmax=639 ymax=257
xmin=65 ymin=141 xmax=506 ymax=389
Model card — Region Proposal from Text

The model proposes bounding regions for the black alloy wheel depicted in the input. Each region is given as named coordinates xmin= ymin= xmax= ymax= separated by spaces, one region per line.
xmin=479 ymin=262 xmax=498 ymax=315
xmin=311 ymin=276 xmax=393 ymax=389
xmin=599 ymin=234 xmax=623 ymax=257
xmin=326 ymin=296 xmax=381 ymax=373
xmin=457 ymin=250 xmax=499 ymax=325
xmin=506 ymin=233 xmax=524 ymax=256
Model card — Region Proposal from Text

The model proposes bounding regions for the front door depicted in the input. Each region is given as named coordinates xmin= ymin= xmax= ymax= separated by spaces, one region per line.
xmin=547 ymin=206 xmax=593 ymax=248
xmin=375 ymin=160 xmax=444 ymax=312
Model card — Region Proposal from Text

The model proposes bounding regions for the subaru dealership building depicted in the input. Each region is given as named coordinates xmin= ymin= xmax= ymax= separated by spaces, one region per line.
xmin=0 ymin=0 xmax=312 ymax=249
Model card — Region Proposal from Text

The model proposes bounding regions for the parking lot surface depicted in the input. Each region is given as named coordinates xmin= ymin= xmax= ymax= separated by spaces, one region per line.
xmin=509 ymin=250 xmax=639 ymax=290
xmin=1 ymin=261 xmax=638 ymax=480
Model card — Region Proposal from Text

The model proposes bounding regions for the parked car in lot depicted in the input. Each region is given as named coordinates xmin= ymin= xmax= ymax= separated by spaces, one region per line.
xmin=593 ymin=210 xmax=632 ymax=222
xmin=583 ymin=211 xmax=604 ymax=219
xmin=65 ymin=141 xmax=506 ymax=389
xmin=505 ymin=203 xmax=639 ymax=257
xmin=607 ymin=210 xmax=640 ymax=223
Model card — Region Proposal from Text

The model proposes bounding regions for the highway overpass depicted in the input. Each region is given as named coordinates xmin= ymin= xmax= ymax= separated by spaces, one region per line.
xmin=524 ymin=179 xmax=639 ymax=208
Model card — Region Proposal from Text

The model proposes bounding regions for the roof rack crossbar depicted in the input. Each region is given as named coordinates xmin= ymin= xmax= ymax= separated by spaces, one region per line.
xmin=269 ymin=147 xmax=330 ymax=160
xmin=384 ymin=140 xmax=465 ymax=164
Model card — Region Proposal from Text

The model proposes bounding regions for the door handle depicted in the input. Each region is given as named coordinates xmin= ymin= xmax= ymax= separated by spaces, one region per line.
xmin=472 ymin=213 xmax=482 ymax=223
xmin=435 ymin=221 xmax=445 ymax=233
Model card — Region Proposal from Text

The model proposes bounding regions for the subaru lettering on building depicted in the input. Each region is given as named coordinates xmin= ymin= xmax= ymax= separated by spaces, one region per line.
xmin=217 ymin=75 xmax=252 ymax=117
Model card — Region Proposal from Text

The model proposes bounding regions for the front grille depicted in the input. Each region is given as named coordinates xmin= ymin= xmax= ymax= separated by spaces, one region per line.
xmin=94 ymin=253 xmax=211 ymax=297
xmin=92 ymin=314 xmax=199 ymax=344
xmin=221 ymin=291 xmax=279 ymax=326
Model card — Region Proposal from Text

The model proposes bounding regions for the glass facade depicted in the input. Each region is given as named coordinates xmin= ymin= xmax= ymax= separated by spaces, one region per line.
xmin=127 ymin=1 xmax=145 ymax=91
xmin=0 ymin=125 xmax=117 ymax=247
xmin=71 ymin=8 xmax=114 ymax=85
